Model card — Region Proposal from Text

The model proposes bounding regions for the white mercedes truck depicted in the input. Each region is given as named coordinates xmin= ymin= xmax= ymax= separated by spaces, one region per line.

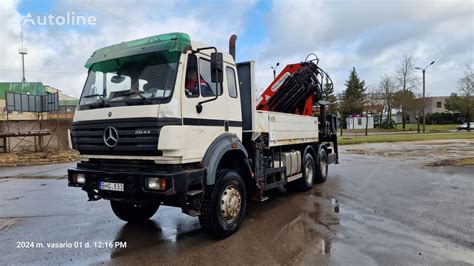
xmin=68 ymin=32 xmax=339 ymax=238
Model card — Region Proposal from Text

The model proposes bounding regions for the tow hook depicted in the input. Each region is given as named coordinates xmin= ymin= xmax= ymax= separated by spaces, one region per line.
xmin=85 ymin=188 xmax=102 ymax=201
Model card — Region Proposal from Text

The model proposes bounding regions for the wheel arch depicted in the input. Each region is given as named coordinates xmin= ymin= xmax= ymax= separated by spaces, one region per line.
xmin=303 ymin=144 xmax=317 ymax=162
xmin=201 ymin=133 xmax=252 ymax=186
xmin=315 ymin=142 xmax=329 ymax=157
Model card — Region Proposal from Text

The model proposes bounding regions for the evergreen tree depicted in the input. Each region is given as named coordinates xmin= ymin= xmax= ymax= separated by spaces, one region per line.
xmin=344 ymin=67 xmax=366 ymax=110
xmin=321 ymin=76 xmax=337 ymax=113
xmin=322 ymin=76 xmax=335 ymax=101
xmin=339 ymin=67 xmax=366 ymax=129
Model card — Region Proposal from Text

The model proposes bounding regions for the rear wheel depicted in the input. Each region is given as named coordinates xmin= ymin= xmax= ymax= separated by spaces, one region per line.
xmin=297 ymin=153 xmax=315 ymax=191
xmin=110 ymin=201 xmax=159 ymax=223
xmin=199 ymin=170 xmax=247 ymax=238
xmin=315 ymin=148 xmax=328 ymax=183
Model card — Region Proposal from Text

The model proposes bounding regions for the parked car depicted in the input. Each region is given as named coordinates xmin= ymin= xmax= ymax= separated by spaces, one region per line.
xmin=456 ymin=122 xmax=474 ymax=130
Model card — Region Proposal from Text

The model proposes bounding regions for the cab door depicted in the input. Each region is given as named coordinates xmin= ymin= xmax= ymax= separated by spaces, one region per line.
xmin=181 ymin=53 xmax=230 ymax=162
xmin=224 ymin=64 xmax=243 ymax=140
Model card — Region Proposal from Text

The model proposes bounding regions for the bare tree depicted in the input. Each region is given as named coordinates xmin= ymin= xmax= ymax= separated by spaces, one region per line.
xmin=363 ymin=86 xmax=378 ymax=135
xmin=411 ymin=94 xmax=430 ymax=133
xmin=378 ymin=74 xmax=397 ymax=129
xmin=445 ymin=65 xmax=474 ymax=131
xmin=395 ymin=55 xmax=418 ymax=129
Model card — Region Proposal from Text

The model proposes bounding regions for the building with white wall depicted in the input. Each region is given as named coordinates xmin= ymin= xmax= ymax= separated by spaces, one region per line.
xmin=346 ymin=115 xmax=374 ymax=130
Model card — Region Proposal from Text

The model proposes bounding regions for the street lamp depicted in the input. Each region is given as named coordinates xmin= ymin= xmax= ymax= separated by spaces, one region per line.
xmin=271 ymin=62 xmax=280 ymax=79
xmin=415 ymin=60 xmax=435 ymax=133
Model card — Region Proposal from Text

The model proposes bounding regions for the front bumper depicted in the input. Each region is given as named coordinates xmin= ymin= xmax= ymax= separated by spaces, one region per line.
xmin=68 ymin=166 xmax=205 ymax=203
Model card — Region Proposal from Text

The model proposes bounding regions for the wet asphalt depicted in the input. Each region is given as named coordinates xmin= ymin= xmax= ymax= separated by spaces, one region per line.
xmin=0 ymin=140 xmax=473 ymax=265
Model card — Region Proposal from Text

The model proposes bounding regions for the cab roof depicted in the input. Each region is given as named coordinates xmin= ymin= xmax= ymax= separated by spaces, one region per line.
xmin=85 ymin=32 xmax=192 ymax=68
xmin=85 ymin=32 xmax=235 ymax=69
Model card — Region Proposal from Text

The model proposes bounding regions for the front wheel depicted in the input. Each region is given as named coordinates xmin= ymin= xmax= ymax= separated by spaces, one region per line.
xmin=199 ymin=170 xmax=247 ymax=238
xmin=110 ymin=201 xmax=159 ymax=223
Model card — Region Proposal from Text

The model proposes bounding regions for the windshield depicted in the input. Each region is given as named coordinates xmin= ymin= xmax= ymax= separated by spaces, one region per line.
xmin=79 ymin=51 xmax=179 ymax=108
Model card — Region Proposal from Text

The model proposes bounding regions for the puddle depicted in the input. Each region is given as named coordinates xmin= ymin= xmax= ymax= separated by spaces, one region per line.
xmin=0 ymin=218 xmax=20 ymax=230
xmin=345 ymin=149 xmax=377 ymax=156
xmin=312 ymin=190 xmax=341 ymax=214
xmin=344 ymin=140 xmax=474 ymax=168
xmin=4 ymin=196 xmax=24 ymax=201
xmin=427 ymin=157 xmax=474 ymax=167
xmin=312 ymin=191 xmax=340 ymax=213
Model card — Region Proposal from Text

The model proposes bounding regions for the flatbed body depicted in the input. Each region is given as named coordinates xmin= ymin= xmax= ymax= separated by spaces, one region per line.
xmin=254 ymin=110 xmax=319 ymax=147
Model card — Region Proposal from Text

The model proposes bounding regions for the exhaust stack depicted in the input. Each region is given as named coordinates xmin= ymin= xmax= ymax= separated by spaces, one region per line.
xmin=229 ymin=34 xmax=237 ymax=61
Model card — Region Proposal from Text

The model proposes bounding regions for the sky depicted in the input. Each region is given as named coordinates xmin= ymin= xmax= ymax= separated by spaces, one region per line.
xmin=0 ymin=0 xmax=473 ymax=99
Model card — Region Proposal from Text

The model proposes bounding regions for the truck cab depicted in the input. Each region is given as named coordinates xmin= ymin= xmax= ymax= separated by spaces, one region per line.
xmin=68 ymin=32 xmax=338 ymax=238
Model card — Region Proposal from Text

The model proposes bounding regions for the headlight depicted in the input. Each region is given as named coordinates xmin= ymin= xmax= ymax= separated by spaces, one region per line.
xmin=145 ymin=177 xmax=166 ymax=191
xmin=76 ymin=173 xmax=86 ymax=184
xmin=75 ymin=173 xmax=86 ymax=184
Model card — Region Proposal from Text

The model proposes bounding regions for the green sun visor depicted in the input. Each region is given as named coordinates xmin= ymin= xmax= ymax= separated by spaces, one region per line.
xmin=85 ymin=32 xmax=191 ymax=69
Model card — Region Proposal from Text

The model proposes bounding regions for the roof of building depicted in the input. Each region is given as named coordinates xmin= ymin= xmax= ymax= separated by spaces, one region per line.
xmin=44 ymin=85 xmax=79 ymax=104
xmin=0 ymin=82 xmax=46 ymax=99
xmin=59 ymin=99 xmax=79 ymax=105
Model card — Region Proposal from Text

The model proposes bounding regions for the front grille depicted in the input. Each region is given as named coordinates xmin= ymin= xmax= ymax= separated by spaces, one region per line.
xmin=71 ymin=117 xmax=181 ymax=155
xmin=78 ymin=159 xmax=183 ymax=172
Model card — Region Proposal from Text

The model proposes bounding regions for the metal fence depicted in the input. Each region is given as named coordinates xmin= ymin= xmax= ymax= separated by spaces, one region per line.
xmin=6 ymin=92 xmax=59 ymax=112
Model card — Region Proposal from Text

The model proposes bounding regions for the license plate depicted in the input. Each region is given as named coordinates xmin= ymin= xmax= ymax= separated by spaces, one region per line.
xmin=99 ymin=181 xmax=124 ymax=192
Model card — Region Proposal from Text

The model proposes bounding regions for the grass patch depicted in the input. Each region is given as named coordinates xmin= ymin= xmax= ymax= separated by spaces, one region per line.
xmin=348 ymin=123 xmax=458 ymax=133
xmin=338 ymin=132 xmax=474 ymax=145
xmin=455 ymin=157 xmax=474 ymax=166
xmin=395 ymin=123 xmax=458 ymax=132
xmin=0 ymin=150 xmax=79 ymax=167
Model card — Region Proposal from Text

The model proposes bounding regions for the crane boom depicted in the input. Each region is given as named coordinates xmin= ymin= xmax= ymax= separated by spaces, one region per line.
xmin=256 ymin=58 xmax=331 ymax=116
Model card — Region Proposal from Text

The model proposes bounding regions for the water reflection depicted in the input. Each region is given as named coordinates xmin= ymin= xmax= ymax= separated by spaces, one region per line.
xmin=111 ymin=220 xmax=165 ymax=258
xmin=110 ymin=212 xmax=202 ymax=259
xmin=321 ymin=239 xmax=332 ymax=255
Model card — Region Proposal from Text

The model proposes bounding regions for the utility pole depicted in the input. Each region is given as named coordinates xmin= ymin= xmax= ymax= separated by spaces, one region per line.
xmin=422 ymin=69 xmax=425 ymax=133
xmin=415 ymin=61 xmax=435 ymax=133
xmin=18 ymin=25 xmax=27 ymax=82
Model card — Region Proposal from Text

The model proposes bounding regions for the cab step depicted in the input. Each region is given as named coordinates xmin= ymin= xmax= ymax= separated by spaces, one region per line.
xmin=186 ymin=190 xmax=203 ymax=196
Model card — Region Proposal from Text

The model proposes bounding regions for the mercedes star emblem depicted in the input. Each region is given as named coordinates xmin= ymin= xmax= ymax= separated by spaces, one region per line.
xmin=103 ymin=126 xmax=119 ymax=148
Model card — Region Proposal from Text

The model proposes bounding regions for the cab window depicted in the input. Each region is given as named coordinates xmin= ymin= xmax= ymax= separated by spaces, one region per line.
xmin=226 ymin=66 xmax=238 ymax=98
xmin=199 ymin=58 xmax=221 ymax=97
xmin=185 ymin=54 xmax=199 ymax=98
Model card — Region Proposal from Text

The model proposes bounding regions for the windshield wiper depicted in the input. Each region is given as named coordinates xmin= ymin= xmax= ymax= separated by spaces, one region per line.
xmin=83 ymin=93 xmax=105 ymax=100
xmin=124 ymin=91 xmax=153 ymax=104
xmin=83 ymin=94 xmax=110 ymax=108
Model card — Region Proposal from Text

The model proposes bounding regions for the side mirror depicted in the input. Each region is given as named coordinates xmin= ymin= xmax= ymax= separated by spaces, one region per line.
xmin=194 ymin=49 xmax=223 ymax=113
xmin=196 ymin=103 xmax=203 ymax=113
xmin=111 ymin=75 xmax=125 ymax=83
xmin=211 ymin=52 xmax=224 ymax=83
